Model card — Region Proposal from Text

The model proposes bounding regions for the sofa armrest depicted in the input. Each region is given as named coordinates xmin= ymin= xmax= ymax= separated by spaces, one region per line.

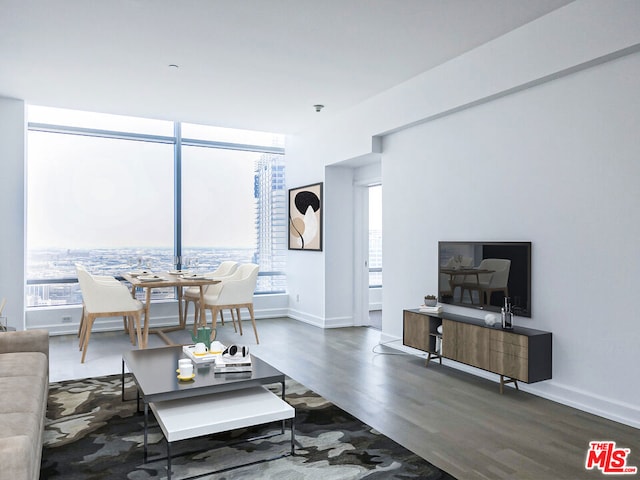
xmin=0 ymin=329 xmax=49 ymax=359
xmin=0 ymin=436 xmax=35 ymax=480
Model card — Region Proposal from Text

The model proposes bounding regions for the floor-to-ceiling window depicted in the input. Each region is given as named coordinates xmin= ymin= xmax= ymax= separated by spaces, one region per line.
xmin=26 ymin=106 xmax=286 ymax=307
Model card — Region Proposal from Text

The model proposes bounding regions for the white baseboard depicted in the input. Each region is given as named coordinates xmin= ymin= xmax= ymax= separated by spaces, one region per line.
xmin=324 ymin=315 xmax=354 ymax=328
xmin=286 ymin=308 xmax=325 ymax=328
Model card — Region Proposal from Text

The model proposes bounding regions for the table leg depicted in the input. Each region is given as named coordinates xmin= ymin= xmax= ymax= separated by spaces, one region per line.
xmin=167 ymin=439 xmax=172 ymax=480
xmin=121 ymin=359 xmax=125 ymax=402
xmin=177 ymin=286 xmax=185 ymax=328
xmin=198 ymin=285 xmax=209 ymax=333
xmin=144 ymin=402 xmax=149 ymax=462
xmin=143 ymin=287 xmax=151 ymax=348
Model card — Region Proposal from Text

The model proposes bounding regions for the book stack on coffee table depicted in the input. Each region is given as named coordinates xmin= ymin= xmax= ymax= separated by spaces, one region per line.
xmin=214 ymin=353 xmax=252 ymax=373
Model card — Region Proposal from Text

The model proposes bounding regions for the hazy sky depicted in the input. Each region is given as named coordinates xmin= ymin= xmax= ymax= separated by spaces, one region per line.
xmin=27 ymin=132 xmax=260 ymax=249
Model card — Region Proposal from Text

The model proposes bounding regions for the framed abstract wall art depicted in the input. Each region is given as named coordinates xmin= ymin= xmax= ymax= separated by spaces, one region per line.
xmin=288 ymin=182 xmax=323 ymax=251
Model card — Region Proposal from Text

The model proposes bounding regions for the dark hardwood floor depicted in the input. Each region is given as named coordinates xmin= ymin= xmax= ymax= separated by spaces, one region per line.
xmin=246 ymin=318 xmax=639 ymax=480
xmin=51 ymin=317 xmax=640 ymax=479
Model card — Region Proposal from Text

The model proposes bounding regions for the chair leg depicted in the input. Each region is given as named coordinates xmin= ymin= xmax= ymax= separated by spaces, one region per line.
xmin=248 ymin=304 xmax=259 ymax=344
xmin=188 ymin=298 xmax=207 ymax=330
xmin=219 ymin=309 xmax=225 ymax=326
xmin=210 ymin=322 xmax=217 ymax=342
xmin=78 ymin=305 xmax=86 ymax=349
xmin=209 ymin=307 xmax=219 ymax=340
xmin=79 ymin=307 xmax=87 ymax=351
xmin=134 ymin=311 xmax=143 ymax=348
xmin=123 ymin=315 xmax=129 ymax=334
xmin=235 ymin=308 xmax=244 ymax=336
xmin=227 ymin=309 xmax=238 ymax=333
xmin=192 ymin=305 xmax=199 ymax=336
xmin=183 ymin=299 xmax=189 ymax=326
xmin=127 ymin=315 xmax=136 ymax=345
xmin=81 ymin=315 xmax=95 ymax=363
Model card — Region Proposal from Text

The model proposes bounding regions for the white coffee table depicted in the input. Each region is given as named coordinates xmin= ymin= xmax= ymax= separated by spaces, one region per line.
xmin=151 ymin=386 xmax=295 ymax=479
xmin=122 ymin=346 xmax=294 ymax=479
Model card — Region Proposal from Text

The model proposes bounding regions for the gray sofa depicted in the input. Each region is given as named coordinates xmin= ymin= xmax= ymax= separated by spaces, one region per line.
xmin=0 ymin=330 xmax=49 ymax=480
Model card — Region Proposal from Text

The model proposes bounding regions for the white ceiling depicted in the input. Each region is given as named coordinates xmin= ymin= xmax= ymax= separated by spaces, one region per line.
xmin=0 ymin=0 xmax=573 ymax=134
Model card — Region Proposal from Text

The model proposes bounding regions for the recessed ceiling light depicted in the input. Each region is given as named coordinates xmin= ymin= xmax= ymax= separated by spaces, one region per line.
xmin=313 ymin=104 xmax=324 ymax=112
xmin=168 ymin=64 xmax=180 ymax=70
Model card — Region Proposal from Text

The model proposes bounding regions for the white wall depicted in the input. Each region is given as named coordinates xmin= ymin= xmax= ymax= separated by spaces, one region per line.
xmin=285 ymin=0 xmax=640 ymax=427
xmin=285 ymin=134 xmax=327 ymax=326
xmin=324 ymin=165 xmax=356 ymax=326
xmin=383 ymin=51 xmax=640 ymax=427
xmin=0 ymin=97 xmax=25 ymax=330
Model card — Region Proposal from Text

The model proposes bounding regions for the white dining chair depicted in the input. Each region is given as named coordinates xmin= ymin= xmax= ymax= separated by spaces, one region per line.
xmin=76 ymin=266 xmax=144 ymax=363
xmin=76 ymin=263 xmax=135 ymax=338
xmin=183 ymin=261 xmax=239 ymax=327
xmin=198 ymin=263 xmax=260 ymax=343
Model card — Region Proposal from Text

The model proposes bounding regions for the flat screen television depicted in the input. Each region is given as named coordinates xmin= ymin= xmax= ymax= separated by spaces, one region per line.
xmin=438 ymin=241 xmax=531 ymax=317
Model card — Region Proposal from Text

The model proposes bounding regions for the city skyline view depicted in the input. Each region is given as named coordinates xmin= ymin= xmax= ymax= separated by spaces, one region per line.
xmin=26 ymin=246 xmax=282 ymax=307
xmin=26 ymin=106 xmax=288 ymax=306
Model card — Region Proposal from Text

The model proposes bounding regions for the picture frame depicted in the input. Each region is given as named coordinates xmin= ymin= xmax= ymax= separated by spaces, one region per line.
xmin=288 ymin=182 xmax=323 ymax=251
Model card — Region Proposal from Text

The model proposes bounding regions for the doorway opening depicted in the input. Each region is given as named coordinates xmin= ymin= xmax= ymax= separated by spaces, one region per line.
xmin=368 ymin=184 xmax=382 ymax=329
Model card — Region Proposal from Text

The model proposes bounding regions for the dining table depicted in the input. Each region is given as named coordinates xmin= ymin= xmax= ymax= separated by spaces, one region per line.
xmin=122 ymin=272 xmax=220 ymax=348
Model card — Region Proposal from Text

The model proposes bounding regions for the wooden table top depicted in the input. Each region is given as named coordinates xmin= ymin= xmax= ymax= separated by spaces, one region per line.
xmin=122 ymin=272 xmax=220 ymax=287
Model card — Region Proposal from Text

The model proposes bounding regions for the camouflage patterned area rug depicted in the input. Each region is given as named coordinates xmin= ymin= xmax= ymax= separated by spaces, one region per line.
xmin=41 ymin=374 xmax=455 ymax=480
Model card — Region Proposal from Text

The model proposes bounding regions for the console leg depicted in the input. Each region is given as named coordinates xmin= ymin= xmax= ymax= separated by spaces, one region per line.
xmin=426 ymin=351 xmax=442 ymax=367
xmin=499 ymin=375 xmax=519 ymax=394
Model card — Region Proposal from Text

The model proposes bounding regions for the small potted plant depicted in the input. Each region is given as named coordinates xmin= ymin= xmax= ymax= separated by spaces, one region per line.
xmin=424 ymin=295 xmax=438 ymax=307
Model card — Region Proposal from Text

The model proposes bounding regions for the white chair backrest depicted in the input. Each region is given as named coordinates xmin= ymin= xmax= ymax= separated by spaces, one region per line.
xmin=217 ymin=263 xmax=259 ymax=305
xmin=76 ymin=265 xmax=139 ymax=313
xmin=76 ymin=266 xmax=92 ymax=290
xmin=212 ymin=261 xmax=239 ymax=278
